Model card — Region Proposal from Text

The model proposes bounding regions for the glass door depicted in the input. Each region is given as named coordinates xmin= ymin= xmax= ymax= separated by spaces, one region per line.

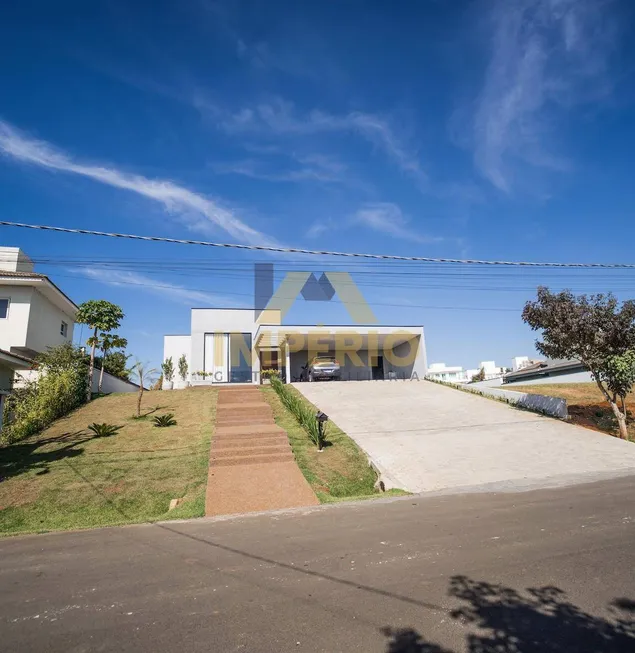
xmin=204 ymin=333 xmax=229 ymax=382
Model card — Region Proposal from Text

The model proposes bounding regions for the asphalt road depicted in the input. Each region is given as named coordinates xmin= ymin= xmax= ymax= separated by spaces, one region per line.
xmin=1 ymin=477 xmax=634 ymax=652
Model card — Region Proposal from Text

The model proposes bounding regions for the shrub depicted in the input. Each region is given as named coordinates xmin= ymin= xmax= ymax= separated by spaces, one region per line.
xmin=161 ymin=357 xmax=174 ymax=383
xmin=153 ymin=413 xmax=177 ymax=427
xmin=88 ymin=423 xmax=123 ymax=437
xmin=269 ymin=376 xmax=324 ymax=449
xmin=178 ymin=354 xmax=188 ymax=383
xmin=2 ymin=345 xmax=89 ymax=444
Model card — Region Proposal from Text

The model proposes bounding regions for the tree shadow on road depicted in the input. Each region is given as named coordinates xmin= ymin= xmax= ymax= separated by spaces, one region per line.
xmin=383 ymin=575 xmax=635 ymax=652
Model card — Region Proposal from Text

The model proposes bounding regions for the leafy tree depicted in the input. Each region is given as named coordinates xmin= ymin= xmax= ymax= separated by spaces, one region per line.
xmin=128 ymin=360 xmax=159 ymax=418
xmin=76 ymin=300 xmax=124 ymax=401
xmin=523 ymin=287 xmax=635 ymax=439
xmin=103 ymin=350 xmax=131 ymax=380
xmin=98 ymin=333 xmax=128 ymax=393
xmin=161 ymin=357 xmax=175 ymax=386
xmin=178 ymin=354 xmax=188 ymax=384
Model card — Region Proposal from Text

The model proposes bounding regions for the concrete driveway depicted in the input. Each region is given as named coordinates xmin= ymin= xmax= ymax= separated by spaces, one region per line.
xmin=295 ymin=381 xmax=635 ymax=493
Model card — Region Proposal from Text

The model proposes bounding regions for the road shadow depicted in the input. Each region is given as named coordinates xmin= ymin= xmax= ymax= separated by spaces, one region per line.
xmin=0 ymin=431 xmax=93 ymax=481
xmin=382 ymin=575 xmax=635 ymax=652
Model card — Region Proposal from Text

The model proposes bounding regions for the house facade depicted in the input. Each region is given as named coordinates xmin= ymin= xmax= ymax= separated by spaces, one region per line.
xmin=163 ymin=308 xmax=427 ymax=387
xmin=0 ymin=248 xmax=77 ymax=390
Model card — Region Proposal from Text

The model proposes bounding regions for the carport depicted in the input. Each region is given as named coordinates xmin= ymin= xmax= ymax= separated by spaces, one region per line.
xmin=254 ymin=324 xmax=426 ymax=382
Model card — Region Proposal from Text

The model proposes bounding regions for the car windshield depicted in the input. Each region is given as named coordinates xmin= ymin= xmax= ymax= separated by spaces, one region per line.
xmin=312 ymin=357 xmax=337 ymax=365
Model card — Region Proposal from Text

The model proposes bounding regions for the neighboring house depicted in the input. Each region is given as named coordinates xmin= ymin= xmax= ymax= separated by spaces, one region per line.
xmin=0 ymin=247 xmax=77 ymax=391
xmin=503 ymin=359 xmax=592 ymax=385
xmin=0 ymin=247 xmax=138 ymax=410
xmin=465 ymin=360 xmax=506 ymax=382
xmin=426 ymin=363 xmax=468 ymax=383
xmin=163 ymin=308 xmax=427 ymax=387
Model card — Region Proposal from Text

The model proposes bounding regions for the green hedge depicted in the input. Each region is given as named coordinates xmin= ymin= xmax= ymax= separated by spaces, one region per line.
xmin=2 ymin=347 xmax=89 ymax=444
xmin=269 ymin=376 xmax=322 ymax=447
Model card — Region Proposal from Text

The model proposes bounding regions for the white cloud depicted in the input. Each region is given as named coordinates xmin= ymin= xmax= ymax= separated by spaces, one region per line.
xmin=473 ymin=0 xmax=617 ymax=192
xmin=74 ymin=267 xmax=247 ymax=307
xmin=0 ymin=119 xmax=277 ymax=246
xmin=306 ymin=218 xmax=337 ymax=239
xmin=353 ymin=203 xmax=444 ymax=244
xmin=197 ymin=97 xmax=428 ymax=188
xmin=211 ymin=154 xmax=345 ymax=184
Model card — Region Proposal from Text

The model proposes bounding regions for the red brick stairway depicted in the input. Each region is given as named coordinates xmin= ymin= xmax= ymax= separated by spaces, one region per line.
xmin=205 ymin=386 xmax=319 ymax=516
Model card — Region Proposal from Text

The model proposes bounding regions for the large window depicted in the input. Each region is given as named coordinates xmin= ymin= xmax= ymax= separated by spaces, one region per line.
xmin=0 ymin=298 xmax=8 ymax=319
xmin=230 ymin=333 xmax=252 ymax=383
xmin=203 ymin=332 xmax=253 ymax=383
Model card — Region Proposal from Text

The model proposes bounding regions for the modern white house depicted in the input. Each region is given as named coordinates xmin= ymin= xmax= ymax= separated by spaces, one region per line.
xmin=426 ymin=362 xmax=468 ymax=383
xmin=163 ymin=308 xmax=427 ymax=387
xmin=465 ymin=360 xmax=506 ymax=382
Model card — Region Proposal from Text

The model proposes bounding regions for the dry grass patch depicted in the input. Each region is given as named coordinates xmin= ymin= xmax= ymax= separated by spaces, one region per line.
xmin=261 ymin=386 xmax=407 ymax=503
xmin=0 ymin=387 xmax=217 ymax=536
xmin=509 ymin=383 xmax=635 ymax=440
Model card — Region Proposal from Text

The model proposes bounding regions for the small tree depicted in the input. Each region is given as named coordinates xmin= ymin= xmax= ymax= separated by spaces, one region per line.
xmin=161 ymin=357 xmax=175 ymax=388
xmin=104 ymin=350 xmax=131 ymax=380
xmin=523 ymin=287 xmax=635 ymax=439
xmin=129 ymin=360 xmax=159 ymax=418
xmin=98 ymin=333 xmax=128 ymax=393
xmin=76 ymin=300 xmax=124 ymax=401
xmin=178 ymin=354 xmax=189 ymax=384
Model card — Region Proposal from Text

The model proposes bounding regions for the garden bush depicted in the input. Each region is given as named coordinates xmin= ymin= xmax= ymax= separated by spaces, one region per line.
xmin=1 ymin=344 xmax=89 ymax=444
xmin=269 ymin=376 xmax=323 ymax=448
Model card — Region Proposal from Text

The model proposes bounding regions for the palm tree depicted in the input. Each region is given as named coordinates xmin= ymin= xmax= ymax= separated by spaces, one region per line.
xmin=98 ymin=333 xmax=128 ymax=393
xmin=128 ymin=360 xmax=159 ymax=418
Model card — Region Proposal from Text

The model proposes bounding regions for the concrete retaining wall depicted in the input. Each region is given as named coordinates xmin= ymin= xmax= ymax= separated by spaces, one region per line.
xmin=430 ymin=380 xmax=568 ymax=419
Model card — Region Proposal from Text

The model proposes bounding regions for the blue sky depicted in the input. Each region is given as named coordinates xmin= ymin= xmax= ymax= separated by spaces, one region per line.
xmin=1 ymin=0 xmax=635 ymax=370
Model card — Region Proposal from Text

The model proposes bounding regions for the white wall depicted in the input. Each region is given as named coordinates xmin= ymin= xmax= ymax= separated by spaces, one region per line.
xmin=94 ymin=370 xmax=138 ymax=394
xmin=0 ymin=286 xmax=74 ymax=355
xmin=505 ymin=370 xmax=593 ymax=386
xmin=0 ymin=286 xmax=32 ymax=350
xmin=190 ymin=309 xmax=259 ymax=385
xmin=163 ymin=335 xmax=191 ymax=388
xmin=25 ymin=288 xmax=75 ymax=354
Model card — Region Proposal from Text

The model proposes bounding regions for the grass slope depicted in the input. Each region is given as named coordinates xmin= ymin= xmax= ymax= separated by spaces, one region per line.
xmin=510 ymin=383 xmax=635 ymax=440
xmin=261 ymin=385 xmax=406 ymax=503
xmin=0 ymin=387 xmax=216 ymax=536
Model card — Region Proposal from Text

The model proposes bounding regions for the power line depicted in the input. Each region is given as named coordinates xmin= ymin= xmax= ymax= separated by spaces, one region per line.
xmin=2 ymin=220 xmax=635 ymax=268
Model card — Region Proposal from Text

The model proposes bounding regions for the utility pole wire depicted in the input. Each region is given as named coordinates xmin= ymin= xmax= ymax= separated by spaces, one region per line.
xmin=2 ymin=220 xmax=635 ymax=269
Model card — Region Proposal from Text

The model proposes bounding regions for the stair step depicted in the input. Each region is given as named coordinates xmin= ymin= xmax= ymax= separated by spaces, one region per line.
xmin=216 ymin=408 xmax=272 ymax=416
xmin=213 ymin=436 xmax=289 ymax=449
xmin=216 ymin=418 xmax=275 ymax=432
xmin=215 ymin=424 xmax=285 ymax=437
xmin=211 ymin=444 xmax=291 ymax=459
xmin=217 ymin=400 xmax=266 ymax=408
xmin=210 ymin=452 xmax=295 ymax=467
xmin=214 ymin=429 xmax=283 ymax=441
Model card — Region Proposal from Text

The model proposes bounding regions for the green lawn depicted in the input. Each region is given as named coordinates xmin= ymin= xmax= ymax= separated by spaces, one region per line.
xmin=0 ymin=387 xmax=216 ymax=536
xmin=261 ymin=385 xmax=407 ymax=503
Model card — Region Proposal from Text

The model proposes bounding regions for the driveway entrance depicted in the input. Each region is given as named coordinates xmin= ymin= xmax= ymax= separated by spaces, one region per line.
xmin=295 ymin=380 xmax=635 ymax=493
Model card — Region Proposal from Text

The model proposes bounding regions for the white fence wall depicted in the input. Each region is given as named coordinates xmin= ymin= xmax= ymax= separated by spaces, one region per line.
xmin=429 ymin=380 xmax=568 ymax=419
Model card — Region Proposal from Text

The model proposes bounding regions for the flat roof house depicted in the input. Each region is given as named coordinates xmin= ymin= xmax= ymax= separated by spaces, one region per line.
xmin=164 ymin=308 xmax=427 ymax=386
